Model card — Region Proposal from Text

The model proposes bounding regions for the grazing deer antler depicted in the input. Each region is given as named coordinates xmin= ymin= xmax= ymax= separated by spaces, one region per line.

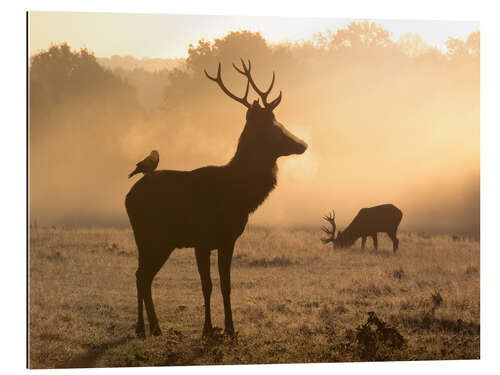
xmin=204 ymin=63 xmax=251 ymax=108
xmin=324 ymin=210 xmax=336 ymax=232
xmin=232 ymin=59 xmax=282 ymax=110
xmin=321 ymin=210 xmax=336 ymax=244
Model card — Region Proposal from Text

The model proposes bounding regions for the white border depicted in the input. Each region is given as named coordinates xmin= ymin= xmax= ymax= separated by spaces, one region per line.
xmin=3 ymin=1 xmax=499 ymax=374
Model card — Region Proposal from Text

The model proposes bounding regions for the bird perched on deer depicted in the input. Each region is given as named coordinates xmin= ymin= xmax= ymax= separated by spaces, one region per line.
xmin=128 ymin=150 xmax=159 ymax=179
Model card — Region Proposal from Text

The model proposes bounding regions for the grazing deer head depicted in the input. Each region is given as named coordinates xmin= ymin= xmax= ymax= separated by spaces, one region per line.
xmin=322 ymin=210 xmax=340 ymax=250
xmin=321 ymin=210 xmax=350 ymax=250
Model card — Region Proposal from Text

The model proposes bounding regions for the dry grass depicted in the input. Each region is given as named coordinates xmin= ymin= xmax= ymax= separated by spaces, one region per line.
xmin=28 ymin=226 xmax=479 ymax=368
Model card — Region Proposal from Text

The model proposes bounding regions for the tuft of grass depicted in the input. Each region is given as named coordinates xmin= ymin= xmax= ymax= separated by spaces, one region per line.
xmin=247 ymin=255 xmax=294 ymax=267
xmin=46 ymin=251 xmax=65 ymax=262
xmin=107 ymin=242 xmax=119 ymax=252
xmin=465 ymin=265 xmax=479 ymax=276
xmin=391 ymin=267 xmax=405 ymax=281
xmin=354 ymin=312 xmax=406 ymax=361
xmin=432 ymin=291 xmax=443 ymax=310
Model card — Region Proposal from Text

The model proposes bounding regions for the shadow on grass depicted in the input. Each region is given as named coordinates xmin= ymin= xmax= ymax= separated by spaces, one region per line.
xmin=333 ymin=246 xmax=395 ymax=258
xmin=62 ymin=327 xmax=241 ymax=368
xmin=399 ymin=314 xmax=480 ymax=335
xmin=58 ymin=335 xmax=135 ymax=369
xmin=233 ymin=254 xmax=296 ymax=267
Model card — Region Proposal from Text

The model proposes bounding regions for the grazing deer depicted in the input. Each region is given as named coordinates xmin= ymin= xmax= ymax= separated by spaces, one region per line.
xmin=321 ymin=204 xmax=403 ymax=253
xmin=125 ymin=60 xmax=307 ymax=339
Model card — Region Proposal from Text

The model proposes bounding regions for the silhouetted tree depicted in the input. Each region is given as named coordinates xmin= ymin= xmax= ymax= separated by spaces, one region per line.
xmin=29 ymin=43 xmax=138 ymax=135
xmin=397 ymin=33 xmax=432 ymax=57
xmin=446 ymin=30 xmax=480 ymax=60
xmin=164 ymin=31 xmax=275 ymax=110
xmin=329 ymin=21 xmax=393 ymax=50
xmin=187 ymin=31 xmax=271 ymax=72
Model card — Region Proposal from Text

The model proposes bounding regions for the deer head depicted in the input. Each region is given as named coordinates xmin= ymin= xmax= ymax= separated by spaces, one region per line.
xmin=204 ymin=59 xmax=307 ymax=163
xmin=321 ymin=210 xmax=346 ymax=250
xmin=321 ymin=210 xmax=337 ymax=246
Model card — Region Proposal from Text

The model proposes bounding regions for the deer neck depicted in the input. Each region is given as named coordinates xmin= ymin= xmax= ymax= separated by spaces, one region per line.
xmin=226 ymin=136 xmax=278 ymax=214
xmin=341 ymin=228 xmax=357 ymax=246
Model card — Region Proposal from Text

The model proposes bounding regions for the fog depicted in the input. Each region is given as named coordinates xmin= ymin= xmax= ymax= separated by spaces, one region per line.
xmin=29 ymin=25 xmax=479 ymax=235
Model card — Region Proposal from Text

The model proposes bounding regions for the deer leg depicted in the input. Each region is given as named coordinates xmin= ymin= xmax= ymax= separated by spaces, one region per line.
xmin=388 ymin=231 xmax=399 ymax=253
xmin=361 ymin=236 xmax=366 ymax=250
xmin=195 ymin=247 xmax=213 ymax=338
xmin=135 ymin=268 xmax=145 ymax=338
xmin=371 ymin=234 xmax=378 ymax=250
xmin=218 ymin=243 xmax=235 ymax=337
xmin=137 ymin=249 xmax=172 ymax=337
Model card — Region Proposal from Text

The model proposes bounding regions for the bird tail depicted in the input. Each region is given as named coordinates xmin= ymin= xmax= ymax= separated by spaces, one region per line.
xmin=128 ymin=167 xmax=139 ymax=179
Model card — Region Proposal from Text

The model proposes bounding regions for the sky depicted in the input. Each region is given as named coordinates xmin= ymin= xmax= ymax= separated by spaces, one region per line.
xmin=29 ymin=11 xmax=479 ymax=59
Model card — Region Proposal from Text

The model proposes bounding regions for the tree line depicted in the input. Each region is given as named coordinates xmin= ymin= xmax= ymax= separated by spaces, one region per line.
xmin=28 ymin=22 xmax=479 ymax=231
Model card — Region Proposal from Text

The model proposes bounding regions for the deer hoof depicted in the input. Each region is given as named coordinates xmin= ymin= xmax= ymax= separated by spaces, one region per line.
xmin=224 ymin=330 xmax=238 ymax=343
xmin=150 ymin=325 xmax=162 ymax=336
xmin=137 ymin=332 xmax=146 ymax=339
xmin=202 ymin=326 xmax=225 ymax=341
xmin=136 ymin=325 xmax=146 ymax=338
xmin=202 ymin=326 xmax=213 ymax=339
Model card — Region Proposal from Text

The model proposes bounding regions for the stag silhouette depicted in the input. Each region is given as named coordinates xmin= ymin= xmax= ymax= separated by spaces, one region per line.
xmin=125 ymin=60 xmax=307 ymax=338
xmin=322 ymin=204 xmax=403 ymax=253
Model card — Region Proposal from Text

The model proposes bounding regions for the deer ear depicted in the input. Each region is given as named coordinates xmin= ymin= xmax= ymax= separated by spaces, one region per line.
xmin=246 ymin=100 xmax=262 ymax=120
xmin=246 ymin=105 xmax=256 ymax=120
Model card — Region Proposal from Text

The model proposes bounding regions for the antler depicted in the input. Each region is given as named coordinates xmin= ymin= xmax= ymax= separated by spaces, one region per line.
xmin=323 ymin=210 xmax=336 ymax=231
xmin=232 ymin=59 xmax=282 ymax=110
xmin=204 ymin=63 xmax=251 ymax=108
xmin=321 ymin=210 xmax=336 ymax=243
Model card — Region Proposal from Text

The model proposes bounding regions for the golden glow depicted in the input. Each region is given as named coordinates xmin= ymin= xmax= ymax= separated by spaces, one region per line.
xmin=29 ymin=14 xmax=479 ymax=234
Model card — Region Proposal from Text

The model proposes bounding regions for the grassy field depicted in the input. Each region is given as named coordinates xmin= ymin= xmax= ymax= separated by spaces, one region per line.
xmin=28 ymin=226 xmax=480 ymax=368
